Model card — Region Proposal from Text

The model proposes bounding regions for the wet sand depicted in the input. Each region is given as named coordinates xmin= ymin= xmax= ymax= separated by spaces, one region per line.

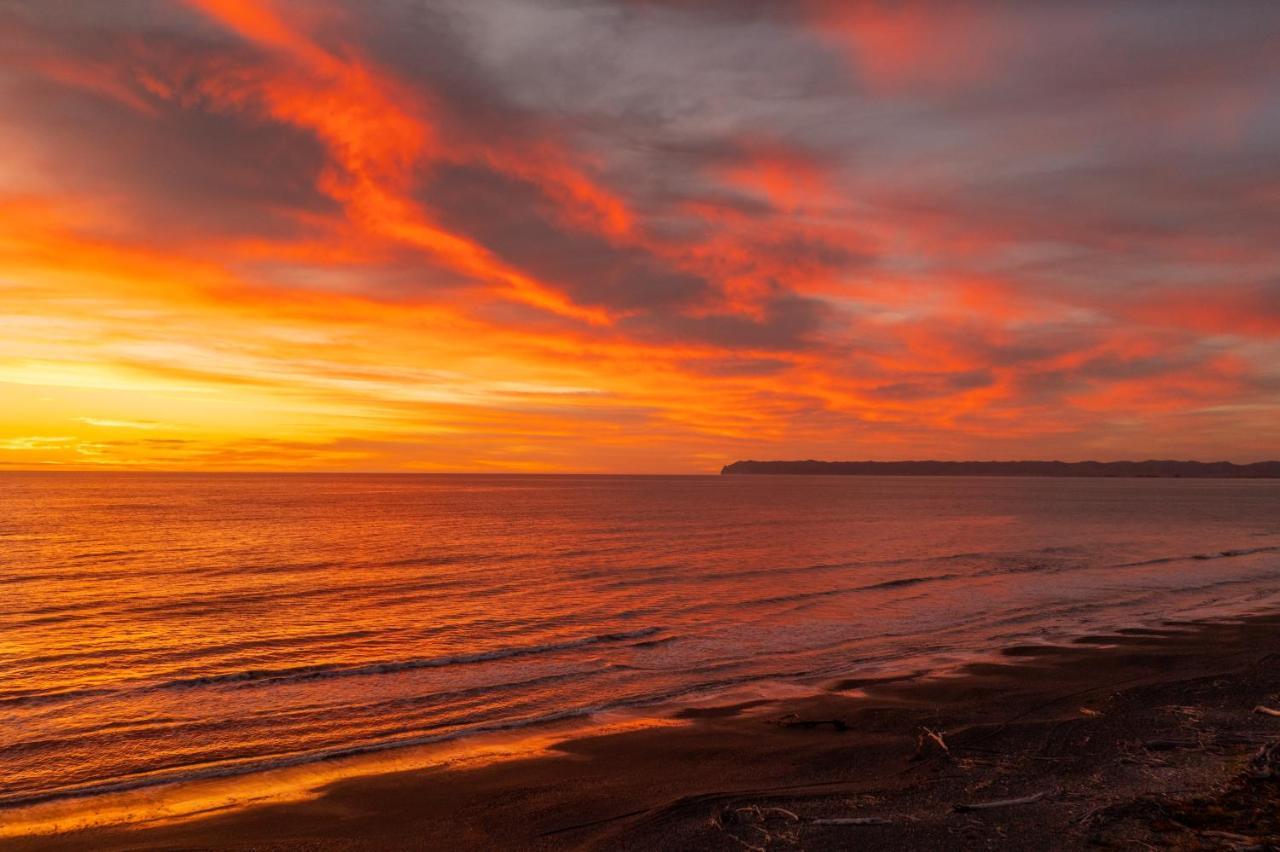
xmin=7 ymin=615 xmax=1280 ymax=850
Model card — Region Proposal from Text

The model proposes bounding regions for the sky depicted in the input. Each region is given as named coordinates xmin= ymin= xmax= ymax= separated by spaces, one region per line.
xmin=1 ymin=1 xmax=1279 ymax=472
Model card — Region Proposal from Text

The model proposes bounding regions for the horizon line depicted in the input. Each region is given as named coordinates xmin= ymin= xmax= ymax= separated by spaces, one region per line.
xmin=4 ymin=457 xmax=1280 ymax=477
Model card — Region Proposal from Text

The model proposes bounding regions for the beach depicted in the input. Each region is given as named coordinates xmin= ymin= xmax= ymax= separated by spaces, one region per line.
xmin=7 ymin=613 xmax=1280 ymax=850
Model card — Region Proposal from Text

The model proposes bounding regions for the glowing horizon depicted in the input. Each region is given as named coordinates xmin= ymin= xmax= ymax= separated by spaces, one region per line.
xmin=2 ymin=1 xmax=1278 ymax=472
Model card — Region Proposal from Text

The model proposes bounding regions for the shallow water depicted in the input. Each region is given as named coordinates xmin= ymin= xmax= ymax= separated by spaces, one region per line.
xmin=3 ymin=472 xmax=1280 ymax=811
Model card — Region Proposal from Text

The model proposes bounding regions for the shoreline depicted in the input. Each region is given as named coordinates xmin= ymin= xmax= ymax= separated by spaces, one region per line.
xmin=7 ymin=614 xmax=1280 ymax=849
xmin=4 ymin=590 xmax=1276 ymax=840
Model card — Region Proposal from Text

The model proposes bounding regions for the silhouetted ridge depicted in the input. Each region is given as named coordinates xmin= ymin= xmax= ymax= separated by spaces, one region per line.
xmin=720 ymin=460 xmax=1280 ymax=478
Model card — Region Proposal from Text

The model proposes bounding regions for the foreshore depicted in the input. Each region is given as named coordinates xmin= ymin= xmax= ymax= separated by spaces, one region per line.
xmin=7 ymin=615 xmax=1280 ymax=850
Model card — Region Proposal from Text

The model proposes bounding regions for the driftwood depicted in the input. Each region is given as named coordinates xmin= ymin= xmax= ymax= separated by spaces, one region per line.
xmin=1252 ymin=705 xmax=1280 ymax=718
xmin=720 ymin=805 xmax=798 ymax=823
xmin=911 ymin=727 xmax=950 ymax=761
xmin=714 ymin=805 xmax=800 ymax=852
xmin=953 ymin=791 xmax=1049 ymax=812
xmin=1199 ymin=829 xmax=1258 ymax=843
xmin=809 ymin=816 xmax=896 ymax=826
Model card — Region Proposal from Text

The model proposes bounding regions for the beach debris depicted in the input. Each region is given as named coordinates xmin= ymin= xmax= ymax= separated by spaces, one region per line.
xmin=1074 ymin=802 xmax=1114 ymax=828
xmin=713 ymin=804 xmax=800 ymax=851
xmin=716 ymin=805 xmax=799 ymax=823
xmin=808 ymin=816 xmax=897 ymax=826
xmin=777 ymin=713 xmax=848 ymax=731
xmin=953 ymin=790 xmax=1050 ymax=812
xmin=1248 ymin=740 xmax=1280 ymax=779
xmin=911 ymin=726 xmax=951 ymax=761
xmin=1198 ymin=829 xmax=1260 ymax=845
xmin=1079 ymin=707 xmax=1102 ymax=717
xmin=1251 ymin=705 xmax=1280 ymax=718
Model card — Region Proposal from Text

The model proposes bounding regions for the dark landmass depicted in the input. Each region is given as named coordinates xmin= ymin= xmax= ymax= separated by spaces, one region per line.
xmin=722 ymin=459 xmax=1280 ymax=478
xmin=12 ymin=615 xmax=1280 ymax=851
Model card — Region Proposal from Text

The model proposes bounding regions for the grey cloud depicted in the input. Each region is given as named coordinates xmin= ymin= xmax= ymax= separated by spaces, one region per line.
xmin=2 ymin=8 xmax=337 ymax=241
xmin=421 ymin=162 xmax=712 ymax=311
xmin=623 ymin=292 xmax=829 ymax=351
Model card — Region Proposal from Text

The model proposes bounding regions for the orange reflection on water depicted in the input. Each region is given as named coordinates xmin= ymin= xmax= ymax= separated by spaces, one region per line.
xmin=0 ymin=713 xmax=685 ymax=839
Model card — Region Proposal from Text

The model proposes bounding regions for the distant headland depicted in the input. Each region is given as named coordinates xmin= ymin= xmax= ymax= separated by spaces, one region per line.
xmin=721 ymin=460 xmax=1280 ymax=478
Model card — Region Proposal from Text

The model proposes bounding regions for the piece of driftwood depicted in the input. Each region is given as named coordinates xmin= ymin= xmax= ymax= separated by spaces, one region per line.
xmin=1199 ymin=829 xmax=1257 ymax=843
xmin=953 ymin=791 xmax=1049 ymax=812
xmin=721 ymin=805 xmax=799 ymax=824
xmin=1252 ymin=705 xmax=1280 ymax=718
xmin=911 ymin=727 xmax=950 ymax=761
xmin=714 ymin=804 xmax=801 ymax=852
xmin=809 ymin=816 xmax=896 ymax=826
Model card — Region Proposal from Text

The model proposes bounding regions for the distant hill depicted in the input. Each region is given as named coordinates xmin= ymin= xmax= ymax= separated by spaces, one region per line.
xmin=721 ymin=460 xmax=1280 ymax=478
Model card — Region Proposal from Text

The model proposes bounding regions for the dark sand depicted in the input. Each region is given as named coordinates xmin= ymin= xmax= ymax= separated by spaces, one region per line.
xmin=8 ymin=616 xmax=1280 ymax=850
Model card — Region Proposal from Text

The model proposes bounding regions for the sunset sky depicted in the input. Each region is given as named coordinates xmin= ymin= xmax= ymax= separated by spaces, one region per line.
xmin=2 ymin=1 xmax=1278 ymax=472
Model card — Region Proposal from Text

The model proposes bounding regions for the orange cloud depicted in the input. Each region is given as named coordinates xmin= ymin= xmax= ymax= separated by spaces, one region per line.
xmin=178 ymin=0 xmax=612 ymax=325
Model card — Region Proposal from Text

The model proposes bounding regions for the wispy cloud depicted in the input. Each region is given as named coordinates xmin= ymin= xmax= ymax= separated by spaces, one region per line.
xmin=76 ymin=417 xmax=168 ymax=430
xmin=0 ymin=436 xmax=76 ymax=450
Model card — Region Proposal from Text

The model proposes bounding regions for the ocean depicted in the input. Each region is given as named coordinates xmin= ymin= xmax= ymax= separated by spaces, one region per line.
xmin=3 ymin=472 xmax=1280 ymax=819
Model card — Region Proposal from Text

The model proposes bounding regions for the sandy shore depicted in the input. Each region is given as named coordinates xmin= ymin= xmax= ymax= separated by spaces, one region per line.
xmin=7 ymin=615 xmax=1280 ymax=850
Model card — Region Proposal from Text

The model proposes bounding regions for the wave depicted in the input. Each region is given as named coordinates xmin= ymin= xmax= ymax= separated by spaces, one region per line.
xmin=2 ymin=572 xmax=516 ymax=626
xmin=0 ymin=708 xmax=601 ymax=809
xmin=859 ymin=574 xmax=958 ymax=591
xmin=676 ymin=541 xmax=1280 ymax=618
xmin=64 ymin=549 xmax=142 ymax=562
xmin=0 ymin=628 xmax=384 ymax=680
xmin=590 ymin=544 xmax=1097 ymax=595
xmin=0 ymin=670 xmax=597 ymax=761
xmin=1114 ymin=545 xmax=1280 ymax=569
xmin=0 ymin=660 xmax=824 ymax=811
xmin=0 ymin=628 xmax=664 ymax=709
xmin=732 ymin=572 xmax=963 ymax=610
xmin=630 ymin=635 xmax=679 ymax=648
xmin=957 ymin=544 xmax=1280 ymax=583
xmin=161 ymin=628 xmax=663 ymax=689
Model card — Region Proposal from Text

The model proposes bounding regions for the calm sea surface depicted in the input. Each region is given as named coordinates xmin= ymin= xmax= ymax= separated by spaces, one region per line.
xmin=3 ymin=473 xmax=1280 ymax=811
